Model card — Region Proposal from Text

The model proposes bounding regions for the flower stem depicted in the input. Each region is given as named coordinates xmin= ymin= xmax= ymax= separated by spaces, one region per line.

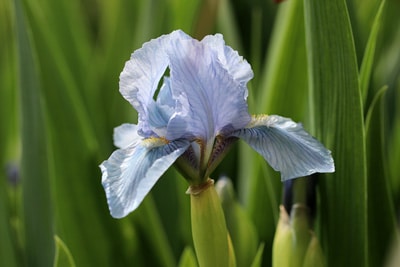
xmin=188 ymin=179 xmax=236 ymax=267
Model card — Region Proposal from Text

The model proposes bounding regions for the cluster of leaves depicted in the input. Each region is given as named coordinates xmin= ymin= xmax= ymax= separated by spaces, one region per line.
xmin=1 ymin=0 xmax=399 ymax=266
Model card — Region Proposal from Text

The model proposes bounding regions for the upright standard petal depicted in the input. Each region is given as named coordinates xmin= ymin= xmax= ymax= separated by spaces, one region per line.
xmin=167 ymin=36 xmax=251 ymax=141
xmin=231 ymin=115 xmax=334 ymax=181
xmin=119 ymin=30 xmax=191 ymax=135
xmin=201 ymin=34 xmax=253 ymax=86
xmin=146 ymin=77 xmax=188 ymax=139
xmin=100 ymin=138 xmax=190 ymax=218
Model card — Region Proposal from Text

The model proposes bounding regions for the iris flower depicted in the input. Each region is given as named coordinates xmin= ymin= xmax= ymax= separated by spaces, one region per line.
xmin=100 ymin=30 xmax=334 ymax=219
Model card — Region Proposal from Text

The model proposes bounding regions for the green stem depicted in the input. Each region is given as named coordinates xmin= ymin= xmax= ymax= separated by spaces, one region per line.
xmin=188 ymin=179 xmax=236 ymax=267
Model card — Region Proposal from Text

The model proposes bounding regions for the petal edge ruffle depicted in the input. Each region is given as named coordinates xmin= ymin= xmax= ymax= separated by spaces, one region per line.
xmin=100 ymin=139 xmax=190 ymax=218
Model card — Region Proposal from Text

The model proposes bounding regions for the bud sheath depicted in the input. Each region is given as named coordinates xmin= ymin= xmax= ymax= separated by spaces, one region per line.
xmin=188 ymin=179 xmax=235 ymax=267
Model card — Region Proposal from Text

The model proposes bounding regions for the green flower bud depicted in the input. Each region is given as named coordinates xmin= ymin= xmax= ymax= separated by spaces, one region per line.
xmin=303 ymin=233 xmax=326 ymax=267
xmin=216 ymin=177 xmax=259 ymax=267
xmin=272 ymin=205 xmax=325 ymax=267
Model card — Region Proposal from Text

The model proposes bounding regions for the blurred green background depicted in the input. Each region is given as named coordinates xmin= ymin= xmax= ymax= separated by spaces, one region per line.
xmin=1 ymin=0 xmax=400 ymax=266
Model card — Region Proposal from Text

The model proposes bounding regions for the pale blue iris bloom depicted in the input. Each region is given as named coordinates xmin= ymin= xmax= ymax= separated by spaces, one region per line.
xmin=100 ymin=30 xmax=334 ymax=218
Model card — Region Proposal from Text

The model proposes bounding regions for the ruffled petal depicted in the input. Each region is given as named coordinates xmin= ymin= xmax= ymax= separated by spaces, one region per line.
xmin=231 ymin=115 xmax=335 ymax=181
xmin=119 ymin=31 xmax=252 ymax=141
xmin=147 ymin=77 xmax=188 ymax=138
xmin=156 ymin=77 xmax=175 ymax=108
xmin=201 ymin=34 xmax=253 ymax=87
xmin=113 ymin=123 xmax=141 ymax=149
xmin=119 ymin=30 xmax=191 ymax=135
xmin=167 ymin=35 xmax=251 ymax=141
xmin=100 ymin=138 xmax=190 ymax=218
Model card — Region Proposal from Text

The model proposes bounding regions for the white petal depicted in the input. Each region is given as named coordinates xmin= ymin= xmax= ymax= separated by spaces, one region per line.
xmin=113 ymin=123 xmax=141 ymax=149
xmin=232 ymin=115 xmax=335 ymax=181
xmin=100 ymin=139 xmax=190 ymax=218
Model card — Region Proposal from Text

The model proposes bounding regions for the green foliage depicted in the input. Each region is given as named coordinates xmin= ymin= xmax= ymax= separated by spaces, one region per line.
xmin=251 ymin=243 xmax=265 ymax=267
xmin=1 ymin=0 xmax=399 ymax=266
xmin=305 ymin=0 xmax=368 ymax=264
xmin=178 ymin=247 xmax=198 ymax=267
xmin=359 ymin=0 xmax=386 ymax=104
xmin=14 ymin=0 xmax=54 ymax=265
xmin=216 ymin=178 xmax=259 ymax=267
xmin=53 ymin=236 xmax=76 ymax=267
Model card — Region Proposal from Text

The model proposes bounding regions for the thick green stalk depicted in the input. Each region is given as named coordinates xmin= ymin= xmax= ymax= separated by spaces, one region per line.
xmin=189 ymin=179 xmax=235 ymax=267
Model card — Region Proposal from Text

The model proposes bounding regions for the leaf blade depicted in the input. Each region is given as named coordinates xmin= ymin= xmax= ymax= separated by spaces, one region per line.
xmin=365 ymin=86 xmax=397 ymax=266
xmin=359 ymin=0 xmax=386 ymax=105
xmin=14 ymin=0 xmax=54 ymax=265
xmin=53 ymin=236 xmax=76 ymax=267
xmin=304 ymin=0 xmax=368 ymax=266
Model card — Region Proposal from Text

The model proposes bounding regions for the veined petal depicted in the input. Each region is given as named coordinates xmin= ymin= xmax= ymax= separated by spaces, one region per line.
xmin=167 ymin=36 xmax=251 ymax=141
xmin=113 ymin=123 xmax=141 ymax=149
xmin=100 ymin=138 xmax=190 ymax=218
xmin=156 ymin=77 xmax=175 ymax=108
xmin=202 ymin=34 xmax=253 ymax=87
xmin=231 ymin=115 xmax=335 ymax=181
xmin=147 ymin=77 xmax=188 ymax=139
xmin=119 ymin=30 xmax=191 ymax=135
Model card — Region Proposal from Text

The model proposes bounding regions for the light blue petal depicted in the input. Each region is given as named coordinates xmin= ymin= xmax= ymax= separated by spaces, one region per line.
xmin=119 ymin=30 xmax=191 ymax=135
xmin=165 ymin=114 xmax=188 ymax=140
xmin=231 ymin=115 xmax=335 ymax=181
xmin=147 ymin=101 xmax=171 ymax=129
xmin=147 ymin=77 xmax=188 ymax=138
xmin=113 ymin=123 xmax=141 ymax=149
xmin=100 ymin=139 xmax=190 ymax=218
xmin=167 ymin=35 xmax=251 ymax=141
xmin=149 ymin=73 xmax=192 ymax=141
xmin=119 ymin=31 xmax=252 ymax=141
xmin=202 ymin=34 xmax=253 ymax=87
xmin=156 ymin=77 xmax=175 ymax=108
